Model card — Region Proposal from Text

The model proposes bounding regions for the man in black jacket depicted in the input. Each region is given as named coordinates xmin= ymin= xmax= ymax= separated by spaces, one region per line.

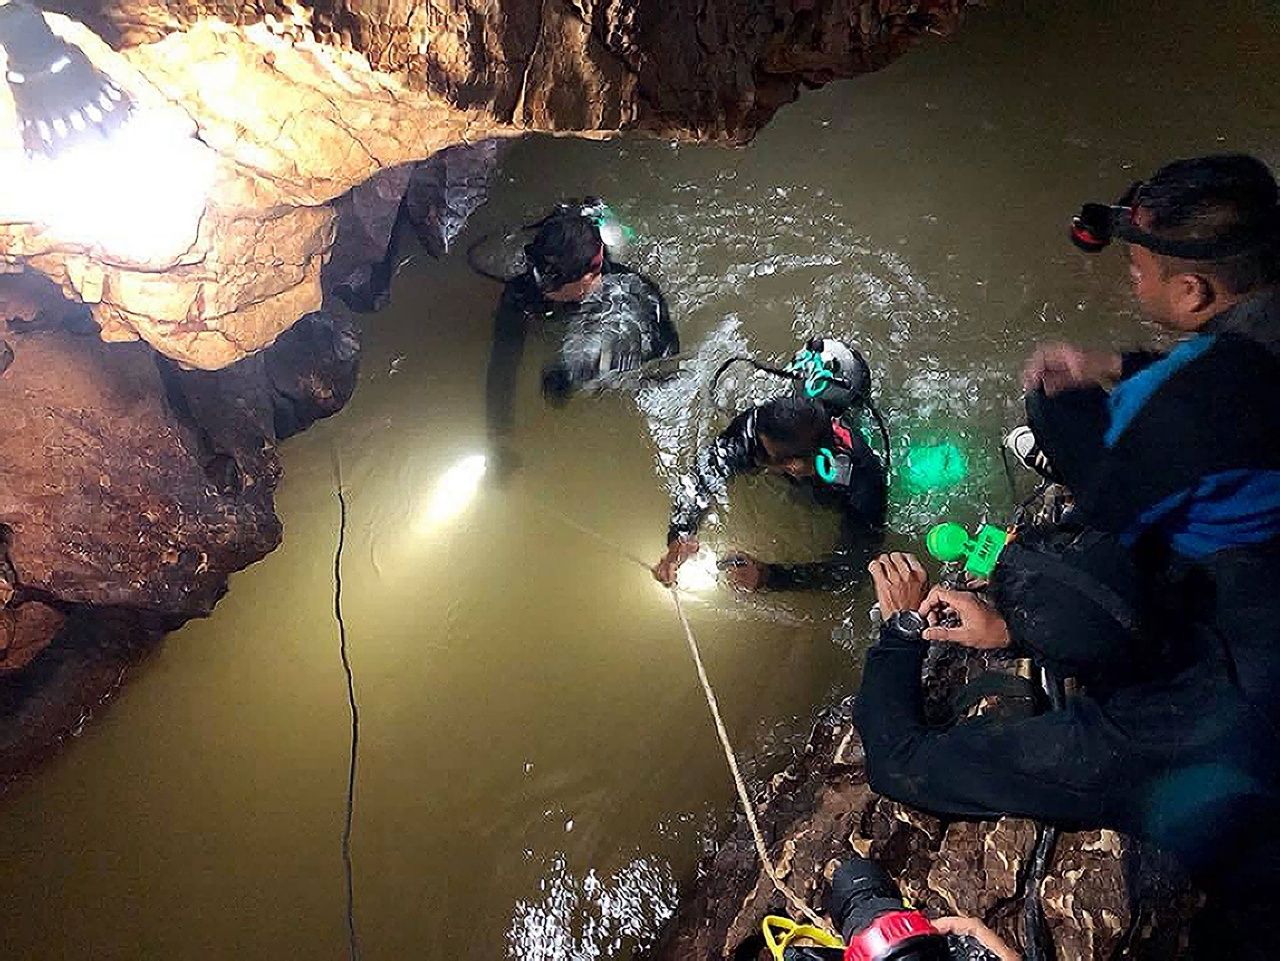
xmin=856 ymin=546 xmax=1280 ymax=960
xmin=1017 ymin=155 xmax=1280 ymax=561
xmin=652 ymin=393 xmax=886 ymax=591
xmin=1013 ymin=155 xmax=1280 ymax=733
xmin=485 ymin=207 xmax=679 ymax=469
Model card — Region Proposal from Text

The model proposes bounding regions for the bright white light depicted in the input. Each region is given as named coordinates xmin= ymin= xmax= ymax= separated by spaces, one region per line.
xmin=676 ymin=547 xmax=720 ymax=593
xmin=8 ymin=109 xmax=214 ymax=262
xmin=420 ymin=454 xmax=488 ymax=529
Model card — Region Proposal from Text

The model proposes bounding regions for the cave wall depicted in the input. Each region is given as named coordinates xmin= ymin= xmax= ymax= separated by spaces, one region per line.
xmin=0 ymin=0 xmax=974 ymax=369
xmin=0 ymin=271 xmax=358 ymax=780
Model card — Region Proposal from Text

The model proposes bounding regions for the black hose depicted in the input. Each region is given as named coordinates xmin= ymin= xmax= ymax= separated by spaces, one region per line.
xmin=707 ymin=355 xmax=800 ymax=400
xmin=464 ymin=206 xmax=571 ymax=284
xmin=465 ymin=229 xmax=517 ymax=284
xmin=868 ymin=402 xmax=892 ymax=472
xmin=1021 ymin=823 xmax=1059 ymax=961
xmin=332 ymin=456 xmax=361 ymax=961
xmin=709 ymin=355 xmax=893 ymax=469
xmin=1020 ymin=668 xmax=1066 ymax=961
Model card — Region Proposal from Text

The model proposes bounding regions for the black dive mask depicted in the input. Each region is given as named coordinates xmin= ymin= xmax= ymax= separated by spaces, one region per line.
xmin=1071 ymin=180 xmax=1278 ymax=259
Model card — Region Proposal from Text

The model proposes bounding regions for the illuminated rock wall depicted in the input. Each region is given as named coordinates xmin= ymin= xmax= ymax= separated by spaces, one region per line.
xmin=0 ymin=0 xmax=971 ymax=369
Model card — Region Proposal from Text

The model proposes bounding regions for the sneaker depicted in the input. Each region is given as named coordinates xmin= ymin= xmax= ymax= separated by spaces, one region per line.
xmin=1004 ymin=425 xmax=1060 ymax=482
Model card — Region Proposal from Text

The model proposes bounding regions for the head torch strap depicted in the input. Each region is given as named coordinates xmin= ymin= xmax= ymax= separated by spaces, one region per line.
xmin=1113 ymin=209 xmax=1278 ymax=260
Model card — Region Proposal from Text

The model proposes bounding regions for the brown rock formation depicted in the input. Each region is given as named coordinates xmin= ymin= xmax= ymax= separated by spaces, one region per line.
xmin=0 ymin=271 xmax=358 ymax=781
xmin=653 ymin=698 xmax=1202 ymax=961
xmin=1 ymin=0 xmax=974 ymax=368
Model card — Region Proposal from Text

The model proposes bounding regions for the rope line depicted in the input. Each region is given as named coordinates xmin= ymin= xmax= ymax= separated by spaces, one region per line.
xmin=525 ymin=498 xmax=832 ymax=932
xmin=667 ymin=587 xmax=835 ymax=934
xmin=332 ymin=465 xmax=361 ymax=961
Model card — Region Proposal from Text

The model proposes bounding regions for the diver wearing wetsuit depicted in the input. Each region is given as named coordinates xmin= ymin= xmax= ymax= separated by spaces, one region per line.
xmin=485 ymin=208 xmax=679 ymax=464
xmin=654 ymin=392 xmax=887 ymax=592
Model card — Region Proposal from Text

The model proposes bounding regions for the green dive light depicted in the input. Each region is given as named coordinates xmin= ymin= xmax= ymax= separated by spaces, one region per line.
xmin=925 ymin=521 xmax=1009 ymax=579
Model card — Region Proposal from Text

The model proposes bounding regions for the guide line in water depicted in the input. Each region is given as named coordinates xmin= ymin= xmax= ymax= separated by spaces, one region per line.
xmin=525 ymin=497 xmax=833 ymax=934
xmin=330 ymin=452 xmax=361 ymax=961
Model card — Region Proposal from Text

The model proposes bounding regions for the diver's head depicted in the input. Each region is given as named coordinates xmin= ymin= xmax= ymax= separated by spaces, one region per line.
xmin=756 ymin=395 xmax=831 ymax=479
xmin=526 ymin=212 xmax=606 ymax=302
xmin=1118 ymin=155 xmax=1279 ymax=331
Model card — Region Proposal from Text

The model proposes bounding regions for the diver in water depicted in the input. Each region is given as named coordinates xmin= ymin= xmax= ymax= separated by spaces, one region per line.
xmin=485 ymin=202 xmax=679 ymax=472
xmin=653 ymin=340 xmax=888 ymax=592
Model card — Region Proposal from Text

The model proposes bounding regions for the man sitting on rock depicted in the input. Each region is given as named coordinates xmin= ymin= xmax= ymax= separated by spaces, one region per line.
xmin=855 ymin=543 xmax=1280 ymax=961
xmin=485 ymin=201 xmax=679 ymax=473
xmin=1008 ymin=155 xmax=1280 ymax=734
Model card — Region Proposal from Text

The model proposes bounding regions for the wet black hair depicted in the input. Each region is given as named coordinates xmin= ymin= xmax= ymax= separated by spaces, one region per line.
xmin=755 ymin=394 xmax=831 ymax=459
xmin=1138 ymin=154 xmax=1280 ymax=293
xmin=525 ymin=213 xmax=604 ymax=290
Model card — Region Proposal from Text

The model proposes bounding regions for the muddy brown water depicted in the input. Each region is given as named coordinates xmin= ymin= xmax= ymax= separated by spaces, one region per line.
xmin=3 ymin=2 xmax=1279 ymax=958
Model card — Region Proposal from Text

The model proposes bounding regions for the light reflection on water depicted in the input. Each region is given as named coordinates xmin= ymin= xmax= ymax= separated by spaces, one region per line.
xmin=507 ymin=854 xmax=678 ymax=961
xmin=0 ymin=2 xmax=1278 ymax=960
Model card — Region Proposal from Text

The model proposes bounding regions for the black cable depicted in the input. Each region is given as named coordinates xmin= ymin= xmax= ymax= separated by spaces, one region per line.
xmin=465 ymin=229 xmax=515 ymax=283
xmin=1019 ymin=668 xmax=1065 ymax=961
xmin=867 ymin=402 xmax=892 ymax=472
xmin=332 ymin=460 xmax=361 ymax=961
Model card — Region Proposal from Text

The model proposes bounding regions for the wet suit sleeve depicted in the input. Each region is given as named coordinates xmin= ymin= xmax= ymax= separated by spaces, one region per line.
xmin=485 ymin=282 xmax=529 ymax=442
xmin=854 ymin=628 xmax=1117 ymax=826
xmin=765 ymin=444 xmax=888 ymax=592
xmin=614 ymin=265 xmax=679 ymax=358
xmin=667 ymin=411 xmax=757 ymax=544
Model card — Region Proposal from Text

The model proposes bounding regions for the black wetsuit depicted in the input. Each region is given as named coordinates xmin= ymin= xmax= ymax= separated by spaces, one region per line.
xmin=485 ymin=262 xmax=679 ymax=442
xmin=667 ymin=407 xmax=887 ymax=591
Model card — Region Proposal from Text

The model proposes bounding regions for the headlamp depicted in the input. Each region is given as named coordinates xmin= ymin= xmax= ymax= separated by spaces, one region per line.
xmin=1070 ymin=179 xmax=1279 ymax=260
xmin=0 ymin=0 xmax=133 ymax=157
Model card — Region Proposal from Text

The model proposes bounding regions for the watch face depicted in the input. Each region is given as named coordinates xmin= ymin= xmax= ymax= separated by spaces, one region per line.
xmin=890 ymin=610 xmax=926 ymax=633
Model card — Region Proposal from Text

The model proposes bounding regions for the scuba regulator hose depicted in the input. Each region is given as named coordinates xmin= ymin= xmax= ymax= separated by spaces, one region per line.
xmin=708 ymin=355 xmax=893 ymax=471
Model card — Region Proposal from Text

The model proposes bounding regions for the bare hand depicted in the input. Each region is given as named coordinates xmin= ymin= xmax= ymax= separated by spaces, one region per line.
xmin=1022 ymin=342 xmax=1121 ymax=396
xmin=918 ymin=586 xmax=1011 ymax=649
xmin=719 ymin=552 xmax=768 ymax=592
xmin=868 ymin=553 xmax=929 ymax=615
xmin=933 ymin=916 xmax=1021 ymax=961
xmin=653 ymin=536 xmax=699 ymax=587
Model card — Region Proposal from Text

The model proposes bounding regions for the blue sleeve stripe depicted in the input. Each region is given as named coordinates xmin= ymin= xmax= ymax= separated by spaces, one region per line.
xmin=1128 ymin=469 xmax=1280 ymax=558
xmin=1105 ymin=334 xmax=1217 ymax=447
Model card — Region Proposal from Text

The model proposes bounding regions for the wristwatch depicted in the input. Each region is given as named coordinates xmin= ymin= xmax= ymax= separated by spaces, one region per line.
xmin=883 ymin=609 xmax=926 ymax=642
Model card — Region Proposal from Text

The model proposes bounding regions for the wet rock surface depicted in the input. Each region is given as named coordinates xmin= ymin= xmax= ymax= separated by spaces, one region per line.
xmin=0 ymin=275 xmax=359 ymax=782
xmin=0 ymin=0 xmax=974 ymax=367
xmin=653 ymin=671 xmax=1201 ymax=961
xmin=325 ymin=139 xmax=505 ymax=313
